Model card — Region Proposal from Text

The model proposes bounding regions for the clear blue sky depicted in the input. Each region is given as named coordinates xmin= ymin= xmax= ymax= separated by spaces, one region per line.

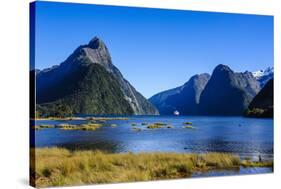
xmin=34 ymin=1 xmax=273 ymax=98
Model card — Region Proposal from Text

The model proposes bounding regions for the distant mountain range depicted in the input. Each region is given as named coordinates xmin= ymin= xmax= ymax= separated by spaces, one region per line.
xmin=149 ymin=65 xmax=273 ymax=116
xmin=149 ymin=73 xmax=210 ymax=115
xmin=252 ymin=67 xmax=273 ymax=88
xmin=34 ymin=36 xmax=273 ymax=117
xmin=35 ymin=37 xmax=159 ymax=116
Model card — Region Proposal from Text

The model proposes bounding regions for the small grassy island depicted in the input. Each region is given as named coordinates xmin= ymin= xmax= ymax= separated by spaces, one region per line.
xmin=147 ymin=122 xmax=168 ymax=129
xmin=183 ymin=125 xmax=195 ymax=129
xmin=32 ymin=119 xmax=197 ymax=131
xmin=32 ymin=123 xmax=104 ymax=131
xmin=32 ymin=124 xmax=55 ymax=130
xmin=31 ymin=148 xmax=273 ymax=187
xmin=32 ymin=117 xmax=132 ymax=131
xmin=56 ymin=123 xmax=103 ymax=131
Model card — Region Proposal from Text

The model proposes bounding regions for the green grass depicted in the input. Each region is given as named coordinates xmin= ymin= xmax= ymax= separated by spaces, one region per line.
xmin=36 ymin=117 xmax=129 ymax=122
xmin=78 ymin=123 xmax=103 ymax=131
xmin=183 ymin=122 xmax=192 ymax=125
xmin=87 ymin=117 xmax=129 ymax=121
xmin=147 ymin=122 xmax=169 ymax=129
xmin=147 ymin=124 xmax=163 ymax=129
xmin=39 ymin=124 xmax=55 ymax=128
xmin=31 ymin=148 xmax=273 ymax=187
xmin=154 ymin=122 xmax=168 ymax=126
xmin=56 ymin=123 xmax=103 ymax=131
xmin=183 ymin=125 xmax=195 ymax=129
xmin=35 ymin=117 xmax=85 ymax=121
xmin=241 ymin=160 xmax=273 ymax=167
xmin=55 ymin=123 xmax=77 ymax=129
xmin=32 ymin=124 xmax=55 ymax=130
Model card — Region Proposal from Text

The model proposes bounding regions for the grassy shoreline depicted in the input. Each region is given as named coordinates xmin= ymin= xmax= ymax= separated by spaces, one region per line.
xmin=33 ymin=116 xmax=130 ymax=121
xmin=31 ymin=148 xmax=273 ymax=187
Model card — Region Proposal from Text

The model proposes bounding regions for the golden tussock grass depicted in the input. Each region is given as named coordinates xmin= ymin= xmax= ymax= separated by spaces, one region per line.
xmin=87 ymin=117 xmax=129 ymax=121
xmin=55 ymin=123 xmax=103 ymax=131
xmin=30 ymin=147 xmax=272 ymax=187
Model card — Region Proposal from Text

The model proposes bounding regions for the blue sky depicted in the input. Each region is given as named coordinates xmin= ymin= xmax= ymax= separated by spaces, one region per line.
xmin=34 ymin=1 xmax=273 ymax=98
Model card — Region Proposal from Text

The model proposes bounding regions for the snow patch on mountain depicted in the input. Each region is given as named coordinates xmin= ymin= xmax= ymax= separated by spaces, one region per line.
xmin=252 ymin=67 xmax=273 ymax=79
xmin=252 ymin=67 xmax=273 ymax=88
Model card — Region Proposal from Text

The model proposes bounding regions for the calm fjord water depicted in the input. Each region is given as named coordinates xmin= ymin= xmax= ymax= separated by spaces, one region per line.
xmin=34 ymin=116 xmax=273 ymax=161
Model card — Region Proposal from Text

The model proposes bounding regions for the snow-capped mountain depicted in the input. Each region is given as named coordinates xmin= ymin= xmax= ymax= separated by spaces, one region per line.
xmin=252 ymin=67 xmax=273 ymax=88
xmin=252 ymin=67 xmax=273 ymax=79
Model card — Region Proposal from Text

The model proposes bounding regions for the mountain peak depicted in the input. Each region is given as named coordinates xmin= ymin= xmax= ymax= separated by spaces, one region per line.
xmin=36 ymin=36 xmax=159 ymax=116
xmin=88 ymin=36 xmax=105 ymax=49
xmin=213 ymin=64 xmax=232 ymax=73
xmin=186 ymin=73 xmax=210 ymax=85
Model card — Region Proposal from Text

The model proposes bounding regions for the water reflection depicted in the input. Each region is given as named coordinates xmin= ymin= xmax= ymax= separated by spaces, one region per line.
xmin=192 ymin=167 xmax=273 ymax=178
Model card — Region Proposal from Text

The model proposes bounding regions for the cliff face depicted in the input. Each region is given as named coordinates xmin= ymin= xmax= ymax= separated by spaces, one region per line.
xmin=149 ymin=73 xmax=210 ymax=115
xmin=150 ymin=64 xmax=261 ymax=116
xmin=245 ymin=79 xmax=273 ymax=118
xmin=199 ymin=64 xmax=260 ymax=115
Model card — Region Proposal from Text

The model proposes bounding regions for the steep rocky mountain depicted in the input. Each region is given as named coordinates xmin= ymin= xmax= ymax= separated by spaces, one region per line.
xmin=36 ymin=37 xmax=159 ymax=116
xmin=245 ymin=79 xmax=273 ymax=118
xmin=149 ymin=73 xmax=210 ymax=115
xmin=149 ymin=87 xmax=182 ymax=115
xmin=252 ymin=67 xmax=273 ymax=88
xmin=199 ymin=64 xmax=261 ymax=115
